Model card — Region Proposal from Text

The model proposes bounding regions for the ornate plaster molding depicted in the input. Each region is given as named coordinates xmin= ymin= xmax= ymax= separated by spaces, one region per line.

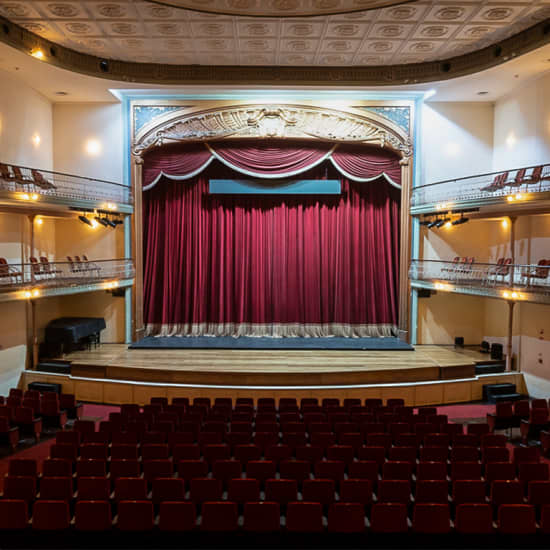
xmin=132 ymin=104 xmax=412 ymax=158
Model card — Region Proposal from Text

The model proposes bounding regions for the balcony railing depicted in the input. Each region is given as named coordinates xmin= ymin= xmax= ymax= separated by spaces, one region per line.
xmin=409 ymin=259 xmax=550 ymax=299
xmin=0 ymin=162 xmax=132 ymax=206
xmin=0 ymin=259 xmax=135 ymax=292
xmin=411 ymin=163 xmax=550 ymax=211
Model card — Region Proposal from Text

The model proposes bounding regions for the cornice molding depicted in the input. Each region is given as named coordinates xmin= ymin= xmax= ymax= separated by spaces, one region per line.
xmin=132 ymin=103 xmax=412 ymax=157
xmin=1 ymin=15 xmax=549 ymax=86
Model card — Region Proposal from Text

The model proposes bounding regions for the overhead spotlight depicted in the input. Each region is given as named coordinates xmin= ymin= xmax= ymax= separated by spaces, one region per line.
xmin=419 ymin=219 xmax=432 ymax=226
xmin=94 ymin=216 xmax=109 ymax=227
xmin=105 ymin=218 xmax=117 ymax=228
xmin=452 ymin=215 xmax=469 ymax=226
xmin=435 ymin=218 xmax=450 ymax=228
xmin=78 ymin=215 xmax=92 ymax=226
xmin=427 ymin=219 xmax=440 ymax=228
xmin=112 ymin=218 xmax=124 ymax=226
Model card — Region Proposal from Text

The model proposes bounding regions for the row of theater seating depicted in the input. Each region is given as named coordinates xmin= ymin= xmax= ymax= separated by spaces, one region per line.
xmin=0 ymin=390 xmax=81 ymax=449
xmin=2 ymin=498 xmax=548 ymax=534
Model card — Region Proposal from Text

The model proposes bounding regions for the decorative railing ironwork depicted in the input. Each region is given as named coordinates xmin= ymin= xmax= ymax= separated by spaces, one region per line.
xmin=0 ymin=259 xmax=135 ymax=292
xmin=0 ymin=162 xmax=132 ymax=206
xmin=411 ymin=163 xmax=550 ymax=209
xmin=409 ymin=259 xmax=550 ymax=297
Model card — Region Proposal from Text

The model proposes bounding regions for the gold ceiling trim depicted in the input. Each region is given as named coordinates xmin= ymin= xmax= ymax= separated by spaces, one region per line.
xmin=132 ymin=103 xmax=411 ymax=157
xmin=1 ymin=16 xmax=550 ymax=86
xmin=144 ymin=0 xmax=415 ymax=18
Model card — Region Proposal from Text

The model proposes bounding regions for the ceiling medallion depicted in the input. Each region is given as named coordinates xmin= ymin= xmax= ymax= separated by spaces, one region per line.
xmin=144 ymin=0 xmax=415 ymax=17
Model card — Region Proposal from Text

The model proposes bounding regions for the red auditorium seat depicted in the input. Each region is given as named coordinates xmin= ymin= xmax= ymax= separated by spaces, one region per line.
xmin=59 ymin=393 xmax=82 ymax=419
xmin=527 ymin=480 xmax=550 ymax=511
xmin=347 ymin=461 xmax=378 ymax=484
xmin=152 ymin=478 xmax=185 ymax=504
xmin=382 ymin=461 xmax=412 ymax=480
xmin=177 ymin=459 xmax=208 ymax=484
xmin=265 ymin=478 xmax=298 ymax=505
xmin=117 ymin=500 xmax=154 ymax=531
xmin=370 ymin=503 xmax=408 ymax=533
xmin=296 ymin=445 xmax=324 ymax=463
xmin=412 ymin=503 xmax=451 ymax=533
xmin=482 ymin=446 xmax=510 ymax=463
xmin=76 ymin=459 xmax=106 ymax=478
xmin=42 ymin=459 xmax=72 ymax=478
xmin=38 ymin=477 xmax=73 ymax=501
xmin=74 ymin=420 xmax=95 ymax=436
xmin=416 ymin=461 xmax=447 ymax=481
xmin=142 ymin=459 xmax=173 ymax=482
xmin=8 ymin=458 xmax=37 ymax=477
xmin=0 ymin=499 xmax=28 ymax=530
xmin=228 ymin=478 xmax=260 ymax=504
xmin=415 ymin=480 xmax=448 ymax=503
xmin=513 ymin=446 xmax=540 ymax=464
xmin=0 ymin=417 xmax=19 ymax=449
xmin=243 ymin=502 xmax=281 ymax=532
xmin=452 ymin=479 xmax=487 ymax=506
xmin=246 ymin=460 xmax=276 ymax=484
xmin=201 ymin=501 xmax=238 ymax=531
xmin=328 ymin=503 xmax=365 ymax=533
xmin=339 ymin=478 xmax=372 ymax=505
xmin=455 ymin=503 xmax=494 ymax=534
xmin=314 ymin=460 xmax=345 ymax=483
xmin=498 ymin=504 xmax=537 ymax=534
xmin=519 ymin=462 xmax=549 ymax=487
xmin=111 ymin=443 xmax=139 ymax=460
xmin=158 ymin=501 xmax=196 ymax=531
xmin=189 ymin=478 xmax=222 ymax=504
xmin=450 ymin=446 xmax=479 ymax=463
xmin=279 ymin=459 xmax=311 ymax=483
xmin=377 ymin=480 xmax=411 ymax=504
xmin=302 ymin=479 xmax=335 ymax=506
xmin=114 ymin=477 xmax=147 ymax=502
xmin=173 ymin=443 xmax=200 ymax=461
xmin=3 ymin=476 xmax=36 ymax=502
xmin=490 ymin=480 xmax=525 ymax=508
xmin=32 ymin=500 xmax=70 ymax=531
xmin=80 ymin=443 xmax=109 ymax=461
xmin=77 ymin=477 xmax=110 ymax=501
xmin=357 ymin=446 xmax=386 ymax=467
xmin=420 ymin=446 xmax=448 ymax=463
xmin=212 ymin=459 xmax=242 ymax=484
xmin=286 ymin=502 xmax=324 ymax=533
xmin=326 ymin=445 xmax=354 ymax=464
xmin=388 ymin=446 xmax=416 ymax=463
xmin=75 ymin=500 xmax=112 ymax=531
xmin=485 ymin=462 xmax=516 ymax=483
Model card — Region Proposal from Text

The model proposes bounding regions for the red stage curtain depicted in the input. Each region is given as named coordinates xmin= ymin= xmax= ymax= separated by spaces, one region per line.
xmin=331 ymin=143 xmax=402 ymax=186
xmin=209 ymin=140 xmax=334 ymax=177
xmin=143 ymin=161 xmax=400 ymax=337
xmin=143 ymin=143 xmax=212 ymax=189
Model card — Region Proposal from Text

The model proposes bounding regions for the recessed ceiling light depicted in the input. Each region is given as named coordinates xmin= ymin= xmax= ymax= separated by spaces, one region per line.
xmin=477 ymin=91 xmax=489 ymax=95
xmin=54 ymin=91 xmax=68 ymax=96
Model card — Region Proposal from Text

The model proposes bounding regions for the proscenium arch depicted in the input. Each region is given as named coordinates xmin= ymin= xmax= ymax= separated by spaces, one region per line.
xmin=131 ymin=103 xmax=413 ymax=341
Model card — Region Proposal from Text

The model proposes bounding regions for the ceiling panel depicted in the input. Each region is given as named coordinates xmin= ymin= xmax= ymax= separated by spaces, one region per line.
xmin=0 ymin=0 xmax=548 ymax=66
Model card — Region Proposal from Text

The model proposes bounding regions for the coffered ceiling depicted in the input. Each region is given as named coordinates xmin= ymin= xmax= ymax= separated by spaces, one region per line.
xmin=0 ymin=1 xmax=549 ymax=67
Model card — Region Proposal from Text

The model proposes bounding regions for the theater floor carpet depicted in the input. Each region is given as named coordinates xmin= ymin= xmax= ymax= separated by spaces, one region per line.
xmin=129 ymin=336 xmax=414 ymax=351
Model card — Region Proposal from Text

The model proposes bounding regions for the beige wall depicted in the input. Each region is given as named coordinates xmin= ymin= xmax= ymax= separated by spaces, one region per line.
xmin=421 ymin=102 xmax=494 ymax=185
xmin=53 ymin=102 xmax=123 ymax=183
xmin=0 ymin=71 xmax=54 ymax=395
xmin=493 ymin=72 xmax=550 ymax=171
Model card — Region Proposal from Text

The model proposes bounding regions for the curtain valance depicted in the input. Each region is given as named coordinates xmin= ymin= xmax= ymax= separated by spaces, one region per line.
xmin=142 ymin=140 xmax=402 ymax=191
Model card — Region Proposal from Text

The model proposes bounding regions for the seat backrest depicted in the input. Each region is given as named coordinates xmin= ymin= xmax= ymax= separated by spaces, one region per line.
xmin=455 ymin=503 xmax=493 ymax=534
xmin=201 ymin=501 xmax=238 ymax=532
xmin=286 ymin=502 xmax=323 ymax=533
xmin=243 ymin=502 xmax=280 ymax=532
xmin=74 ymin=500 xmax=112 ymax=531
xmin=370 ymin=503 xmax=408 ymax=533
xmin=0 ymin=499 xmax=29 ymax=530
xmin=114 ymin=477 xmax=148 ymax=501
xmin=413 ymin=503 xmax=450 ymax=533
xmin=8 ymin=458 xmax=37 ymax=477
xmin=32 ymin=500 xmax=70 ymax=531
xmin=117 ymin=500 xmax=154 ymax=532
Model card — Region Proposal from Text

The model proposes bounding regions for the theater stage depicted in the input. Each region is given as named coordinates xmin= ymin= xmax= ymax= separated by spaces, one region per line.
xmin=23 ymin=344 xmax=523 ymax=407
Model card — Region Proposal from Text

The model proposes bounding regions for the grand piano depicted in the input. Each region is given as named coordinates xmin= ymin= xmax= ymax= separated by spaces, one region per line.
xmin=44 ymin=317 xmax=106 ymax=355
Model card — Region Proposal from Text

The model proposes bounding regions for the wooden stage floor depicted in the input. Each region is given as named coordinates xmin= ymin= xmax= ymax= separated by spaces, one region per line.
xmin=58 ymin=344 xmax=493 ymax=387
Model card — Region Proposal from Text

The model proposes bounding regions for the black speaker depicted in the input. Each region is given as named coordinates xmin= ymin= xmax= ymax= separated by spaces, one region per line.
xmin=480 ymin=340 xmax=490 ymax=353
xmin=454 ymin=336 xmax=464 ymax=347
xmin=491 ymin=343 xmax=504 ymax=360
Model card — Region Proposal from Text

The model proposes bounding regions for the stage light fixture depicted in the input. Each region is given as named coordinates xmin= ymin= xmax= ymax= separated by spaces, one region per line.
xmin=427 ymin=218 xmax=440 ymax=228
xmin=419 ymin=219 xmax=432 ymax=226
xmin=112 ymin=218 xmax=124 ymax=225
xmin=78 ymin=215 xmax=92 ymax=226
xmin=105 ymin=218 xmax=117 ymax=228
xmin=435 ymin=218 xmax=449 ymax=228
xmin=452 ymin=215 xmax=469 ymax=226
xmin=94 ymin=216 xmax=109 ymax=227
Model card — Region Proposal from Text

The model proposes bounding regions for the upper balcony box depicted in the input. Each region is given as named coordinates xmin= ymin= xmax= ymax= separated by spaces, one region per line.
xmin=0 ymin=162 xmax=133 ymax=214
xmin=411 ymin=164 xmax=550 ymax=216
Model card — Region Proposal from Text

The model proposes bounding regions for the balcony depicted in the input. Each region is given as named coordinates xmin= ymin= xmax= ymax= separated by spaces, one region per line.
xmin=411 ymin=164 xmax=550 ymax=215
xmin=409 ymin=259 xmax=550 ymax=305
xmin=0 ymin=162 xmax=133 ymax=214
xmin=0 ymin=258 xmax=135 ymax=302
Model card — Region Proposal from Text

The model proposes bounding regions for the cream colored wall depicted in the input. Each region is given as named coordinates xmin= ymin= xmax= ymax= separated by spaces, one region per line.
xmin=421 ymin=102 xmax=494 ymax=185
xmin=0 ymin=71 xmax=54 ymax=394
xmin=0 ymin=69 xmax=53 ymax=170
xmin=53 ymin=102 xmax=123 ymax=183
xmin=493 ymin=72 xmax=550 ymax=171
